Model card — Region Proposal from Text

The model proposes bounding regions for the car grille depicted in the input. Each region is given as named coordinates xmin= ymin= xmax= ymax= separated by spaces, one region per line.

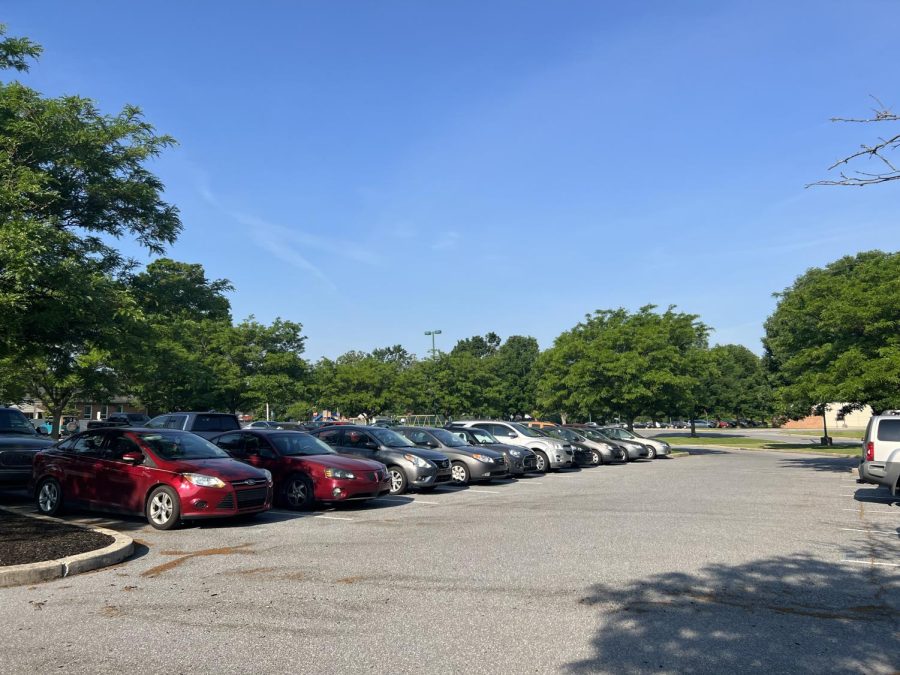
xmin=523 ymin=456 xmax=537 ymax=468
xmin=0 ymin=450 xmax=34 ymax=467
xmin=235 ymin=487 xmax=268 ymax=510
xmin=368 ymin=470 xmax=388 ymax=482
xmin=433 ymin=459 xmax=450 ymax=469
xmin=216 ymin=494 xmax=234 ymax=510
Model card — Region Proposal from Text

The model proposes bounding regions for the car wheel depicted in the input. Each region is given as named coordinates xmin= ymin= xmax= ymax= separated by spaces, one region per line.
xmin=621 ymin=451 xmax=631 ymax=463
xmin=282 ymin=473 xmax=315 ymax=510
xmin=590 ymin=450 xmax=602 ymax=465
xmin=451 ymin=461 xmax=470 ymax=485
xmin=533 ymin=450 xmax=549 ymax=473
xmin=146 ymin=486 xmax=181 ymax=530
xmin=36 ymin=477 xmax=63 ymax=516
xmin=388 ymin=466 xmax=408 ymax=495
xmin=646 ymin=446 xmax=657 ymax=459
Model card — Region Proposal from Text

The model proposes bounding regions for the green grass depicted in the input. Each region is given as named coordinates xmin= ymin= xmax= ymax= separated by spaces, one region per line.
xmin=655 ymin=434 xmax=859 ymax=455
xmin=779 ymin=429 xmax=863 ymax=440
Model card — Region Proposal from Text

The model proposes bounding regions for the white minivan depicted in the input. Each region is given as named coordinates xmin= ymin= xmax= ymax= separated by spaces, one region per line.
xmin=859 ymin=413 xmax=900 ymax=495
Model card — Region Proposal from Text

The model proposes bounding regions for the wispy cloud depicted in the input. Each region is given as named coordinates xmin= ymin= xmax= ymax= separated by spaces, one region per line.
xmin=195 ymin=175 xmax=381 ymax=289
xmin=431 ymin=230 xmax=460 ymax=251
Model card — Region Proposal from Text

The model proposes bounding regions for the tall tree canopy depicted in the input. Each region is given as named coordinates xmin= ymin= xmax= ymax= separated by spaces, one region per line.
xmin=764 ymin=250 xmax=900 ymax=416
xmin=536 ymin=306 xmax=709 ymax=426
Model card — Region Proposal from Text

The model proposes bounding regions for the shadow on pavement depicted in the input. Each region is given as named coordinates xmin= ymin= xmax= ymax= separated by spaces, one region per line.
xmin=567 ymin=554 xmax=899 ymax=674
xmin=778 ymin=456 xmax=859 ymax=474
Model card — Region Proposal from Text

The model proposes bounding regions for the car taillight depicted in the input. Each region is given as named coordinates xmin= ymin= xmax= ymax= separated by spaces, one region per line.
xmin=865 ymin=441 xmax=874 ymax=462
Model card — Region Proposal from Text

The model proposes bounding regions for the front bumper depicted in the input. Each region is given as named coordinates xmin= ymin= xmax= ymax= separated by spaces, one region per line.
xmin=183 ymin=483 xmax=273 ymax=519
xmin=316 ymin=475 xmax=392 ymax=502
xmin=469 ymin=461 xmax=509 ymax=480
xmin=548 ymin=449 xmax=575 ymax=469
xmin=411 ymin=465 xmax=453 ymax=487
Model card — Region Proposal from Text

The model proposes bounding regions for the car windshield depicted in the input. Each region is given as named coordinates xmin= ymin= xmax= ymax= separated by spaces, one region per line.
xmin=127 ymin=414 xmax=150 ymax=424
xmin=512 ymin=423 xmax=542 ymax=437
xmin=556 ymin=428 xmax=582 ymax=442
xmin=542 ymin=428 xmax=566 ymax=440
xmin=270 ymin=433 xmax=336 ymax=456
xmin=370 ymin=428 xmax=416 ymax=448
xmin=136 ymin=431 xmax=230 ymax=460
xmin=430 ymin=428 xmax=469 ymax=447
xmin=582 ymin=429 xmax=611 ymax=442
xmin=0 ymin=409 xmax=37 ymax=434
xmin=470 ymin=427 xmax=497 ymax=443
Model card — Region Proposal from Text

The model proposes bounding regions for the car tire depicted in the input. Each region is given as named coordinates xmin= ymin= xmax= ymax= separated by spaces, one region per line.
xmin=621 ymin=451 xmax=631 ymax=463
xmin=590 ymin=450 xmax=602 ymax=465
xmin=533 ymin=450 xmax=549 ymax=473
xmin=146 ymin=486 xmax=181 ymax=530
xmin=451 ymin=461 xmax=470 ymax=485
xmin=36 ymin=477 xmax=63 ymax=516
xmin=388 ymin=466 xmax=408 ymax=495
xmin=646 ymin=446 xmax=657 ymax=459
xmin=282 ymin=473 xmax=315 ymax=510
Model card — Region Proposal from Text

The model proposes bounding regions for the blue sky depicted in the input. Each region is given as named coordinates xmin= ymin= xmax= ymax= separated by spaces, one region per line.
xmin=6 ymin=1 xmax=899 ymax=359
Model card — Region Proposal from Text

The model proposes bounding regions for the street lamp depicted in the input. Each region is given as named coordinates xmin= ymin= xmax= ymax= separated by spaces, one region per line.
xmin=424 ymin=329 xmax=442 ymax=359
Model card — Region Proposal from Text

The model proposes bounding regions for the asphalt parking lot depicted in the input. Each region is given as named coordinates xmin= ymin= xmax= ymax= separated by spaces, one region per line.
xmin=1 ymin=449 xmax=898 ymax=674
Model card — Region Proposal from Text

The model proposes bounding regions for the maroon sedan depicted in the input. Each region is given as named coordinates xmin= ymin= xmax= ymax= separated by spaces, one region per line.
xmin=211 ymin=429 xmax=391 ymax=509
xmin=32 ymin=428 xmax=273 ymax=530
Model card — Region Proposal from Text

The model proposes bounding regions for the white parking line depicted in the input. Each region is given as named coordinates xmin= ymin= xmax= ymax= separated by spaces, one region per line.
xmin=840 ymin=527 xmax=899 ymax=536
xmin=839 ymin=559 xmax=900 ymax=568
xmin=466 ymin=489 xmax=500 ymax=494
xmin=314 ymin=515 xmax=353 ymax=521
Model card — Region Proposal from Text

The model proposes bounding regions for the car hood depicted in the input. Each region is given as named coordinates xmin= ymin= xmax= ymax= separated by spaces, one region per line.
xmin=0 ymin=434 xmax=55 ymax=451
xmin=159 ymin=457 xmax=270 ymax=480
xmin=291 ymin=455 xmax=384 ymax=471
xmin=485 ymin=442 xmax=530 ymax=454
xmin=385 ymin=446 xmax=449 ymax=461
xmin=443 ymin=446 xmax=504 ymax=459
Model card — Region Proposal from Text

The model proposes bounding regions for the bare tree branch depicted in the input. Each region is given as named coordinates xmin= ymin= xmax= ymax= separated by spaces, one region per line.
xmin=808 ymin=95 xmax=900 ymax=187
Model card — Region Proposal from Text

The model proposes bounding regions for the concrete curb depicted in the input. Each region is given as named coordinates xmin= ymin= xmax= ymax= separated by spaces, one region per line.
xmin=667 ymin=451 xmax=690 ymax=458
xmin=0 ymin=507 xmax=133 ymax=588
xmin=669 ymin=443 xmax=858 ymax=458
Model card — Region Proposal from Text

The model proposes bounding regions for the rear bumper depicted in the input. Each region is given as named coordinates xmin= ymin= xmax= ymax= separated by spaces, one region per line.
xmin=859 ymin=460 xmax=900 ymax=493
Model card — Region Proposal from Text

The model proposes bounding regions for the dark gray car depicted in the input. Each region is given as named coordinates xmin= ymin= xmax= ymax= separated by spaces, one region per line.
xmin=146 ymin=412 xmax=242 ymax=440
xmin=446 ymin=426 xmax=539 ymax=475
xmin=311 ymin=425 xmax=452 ymax=494
xmin=396 ymin=427 xmax=508 ymax=485
xmin=0 ymin=407 xmax=54 ymax=487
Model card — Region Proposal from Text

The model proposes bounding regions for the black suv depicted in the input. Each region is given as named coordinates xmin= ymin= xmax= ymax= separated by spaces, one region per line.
xmin=0 ymin=407 xmax=54 ymax=487
xmin=311 ymin=425 xmax=452 ymax=495
xmin=146 ymin=412 xmax=241 ymax=439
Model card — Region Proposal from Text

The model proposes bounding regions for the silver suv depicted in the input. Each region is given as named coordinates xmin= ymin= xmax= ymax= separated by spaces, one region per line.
xmin=454 ymin=420 xmax=574 ymax=472
xmin=859 ymin=413 xmax=900 ymax=495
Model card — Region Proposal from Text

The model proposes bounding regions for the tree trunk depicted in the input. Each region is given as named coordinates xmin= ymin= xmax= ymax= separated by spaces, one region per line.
xmin=690 ymin=418 xmax=697 ymax=438
xmin=560 ymin=412 xmax=568 ymax=425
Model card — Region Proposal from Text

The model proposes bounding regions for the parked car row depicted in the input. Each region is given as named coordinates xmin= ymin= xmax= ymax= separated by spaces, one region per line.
xmin=0 ymin=407 xmax=675 ymax=532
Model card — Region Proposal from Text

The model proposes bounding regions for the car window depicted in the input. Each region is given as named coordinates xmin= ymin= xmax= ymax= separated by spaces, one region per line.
xmin=345 ymin=430 xmax=375 ymax=449
xmin=469 ymin=427 xmax=496 ymax=443
xmin=401 ymin=429 xmax=432 ymax=445
xmin=430 ymin=428 xmax=468 ymax=447
xmin=136 ymin=431 xmax=229 ymax=460
xmin=145 ymin=415 xmax=167 ymax=429
xmin=242 ymin=433 xmax=277 ymax=459
xmin=165 ymin=415 xmax=188 ymax=429
xmin=370 ymin=428 xmax=416 ymax=448
xmin=876 ymin=419 xmax=900 ymax=442
xmin=316 ymin=428 xmax=343 ymax=446
xmin=106 ymin=433 xmax=142 ymax=460
xmin=270 ymin=433 xmax=336 ymax=456
xmin=70 ymin=432 xmax=105 ymax=456
xmin=450 ymin=430 xmax=470 ymax=444
xmin=193 ymin=414 xmax=239 ymax=432
xmin=0 ymin=408 xmax=37 ymax=435
xmin=510 ymin=423 xmax=542 ymax=437
xmin=215 ymin=432 xmax=244 ymax=454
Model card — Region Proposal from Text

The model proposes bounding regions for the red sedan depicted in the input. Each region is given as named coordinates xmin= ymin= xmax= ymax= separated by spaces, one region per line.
xmin=32 ymin=428 xmax=273 ymax=530
xmin=211 ymin=429 xmax=391 ymax=509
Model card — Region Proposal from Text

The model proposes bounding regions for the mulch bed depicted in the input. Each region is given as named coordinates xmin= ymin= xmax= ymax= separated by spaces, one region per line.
xmin=0 ymin=512 xmax=113 ymax=566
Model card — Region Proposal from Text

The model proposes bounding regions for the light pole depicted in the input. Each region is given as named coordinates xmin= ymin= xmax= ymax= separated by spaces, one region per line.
xmin=424 ymin=329 xmax=442 ymax=359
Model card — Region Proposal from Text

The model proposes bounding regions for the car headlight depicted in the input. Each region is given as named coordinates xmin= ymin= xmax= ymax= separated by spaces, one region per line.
xmin=404 ymin=453 xmax=432 ymax=468
xmin=471 ymin=453 xmax=494 ymax=463
xmin=182 ymin=473 xmax=226 ymax=488
xmin=508 ymin=448 xmax=522 ymax=457
xmin=325 ymin=468 xmax=356 ymax=479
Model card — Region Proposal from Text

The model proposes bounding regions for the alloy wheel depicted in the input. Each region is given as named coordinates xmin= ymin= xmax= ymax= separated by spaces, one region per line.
xmin=38 ymin=481 xmax=59 ymax=512
xmin=149 ymin=491 xmax=174 ymax=526
xmin=451 ymin=464 xmax=468 ymax=483
xmin=286 ymin=478 xmax=308 ymax=507
xmin=390 ymin=469 xmax=404 ymax=493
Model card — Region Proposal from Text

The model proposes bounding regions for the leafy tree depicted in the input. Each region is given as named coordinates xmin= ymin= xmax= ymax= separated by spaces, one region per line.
xmin=763 ymin=250 xmax=900 ymax=417
xmin=705 ymin=344 xmax=772 ymax=422
xmin=488 ymin=335 xmax=539 ymax=419
xmin=451 ymin=332 xmax=501 ymax=359
xmin=0 ymin=27 xmax=180 ymax=434
xmin=536 ymin=306 xmax=709 ymax=427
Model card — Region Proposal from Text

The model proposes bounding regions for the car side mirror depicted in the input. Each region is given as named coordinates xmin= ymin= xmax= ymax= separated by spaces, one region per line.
xmin=508 ymin=432 xmax=516 ymax=439
xmin=121 ymin=451 xmax=143 ymax=464
xmin=365 ymin=441 xmax=379 ymax=449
